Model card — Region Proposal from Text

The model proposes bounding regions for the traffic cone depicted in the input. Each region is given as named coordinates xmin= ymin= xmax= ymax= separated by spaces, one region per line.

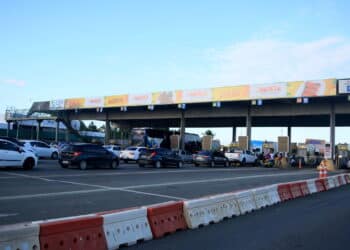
xmin=323 ymin=166 xmax=328 ymax=178
xmin=319 ymin=166 xmax=324 ymax=179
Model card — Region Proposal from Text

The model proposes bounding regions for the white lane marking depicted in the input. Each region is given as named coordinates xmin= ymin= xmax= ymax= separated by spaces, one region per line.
xmin=120 ymin=189 xmax=184 ymax=200
xmin=3 ymin=172 xmax=52 ymax=182
xmin=31 ymin=168 xmax=275 ymax=178
xmin=121 ymin=171 xmax=319 ymax=189
xmin=0 ymin=171 xmax=320 ymax=201
xmin=0 ymin=213 xmax=18 ymax=218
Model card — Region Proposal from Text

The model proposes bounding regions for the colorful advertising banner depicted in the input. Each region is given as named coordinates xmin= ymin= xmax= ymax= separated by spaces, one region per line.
xmin=49 ymin=99 xmax=65 ymax=110
xmin=338 ymin=79 xmax=350 ymax=94
xmin=287 ymin=79 xmax=336 ymax=97
xmin=64 ymin=98 xmax=85 ymax=109
xmin=104 ymin=95 xmax=128 ymax=107
xmin=176 ymin=89 xmax=212 ymax=103
xmin=250 ymin=83 xmax=287 ymax=99
xmin=84 ymin=97 xmax=104 ymax=108
xmin=128 ymin=93 xmax=152 ymax=106
xmin=212 ymin=85 xmax=249 ymax=101
xmin=152 ymin=91 xmax=176 ymax=105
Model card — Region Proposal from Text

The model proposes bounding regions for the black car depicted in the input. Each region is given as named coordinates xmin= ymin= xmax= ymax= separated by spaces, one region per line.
xmin=0 ymin=136 xmax=24 ymax=147
xmin=193 ymin=150 xmax=229 ymax=167
xmin=59 ymin=143 xmax=119 ymax=170
xmin=138 ymin=148 xmax=184 ymax=168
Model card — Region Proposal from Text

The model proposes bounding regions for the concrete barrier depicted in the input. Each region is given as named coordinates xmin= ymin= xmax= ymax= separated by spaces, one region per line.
xmin=252 ymin=186 xmax=272 ymax=209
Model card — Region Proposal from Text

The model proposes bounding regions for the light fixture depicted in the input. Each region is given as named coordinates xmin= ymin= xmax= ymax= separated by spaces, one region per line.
xmin=212 ymin=101 xmax=221 ymax=108
xmin=148 ymin=105 xmax=154 ymax=110
xmin=178 ymin=103 xmax=186 ymax=109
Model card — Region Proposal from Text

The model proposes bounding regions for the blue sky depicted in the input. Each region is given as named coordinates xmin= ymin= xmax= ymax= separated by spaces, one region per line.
xmin=1 ymin=0 xmax=350 ymax=144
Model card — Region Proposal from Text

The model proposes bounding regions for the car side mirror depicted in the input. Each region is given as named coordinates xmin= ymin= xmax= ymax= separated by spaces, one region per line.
xmin=18 ymin=148 xmax=24 ymax=153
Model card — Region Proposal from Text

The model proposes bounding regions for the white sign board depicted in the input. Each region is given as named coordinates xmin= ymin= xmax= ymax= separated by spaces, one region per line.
xmin=49 ymin=99 xmax=65 ymax=110
xmin=338 ymin=79 xmax=350 ymax=94
xmin=128 ymin=93 xmax=152 ymax=106
xmin=250 ymin=82 xmax=287 ymax=99
xmin=85 ymin=97 xmax=104 ymax=108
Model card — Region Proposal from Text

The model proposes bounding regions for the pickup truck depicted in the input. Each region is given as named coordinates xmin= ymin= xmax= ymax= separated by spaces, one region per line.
xmin=224 ymin=149 xmax=258 ymax=166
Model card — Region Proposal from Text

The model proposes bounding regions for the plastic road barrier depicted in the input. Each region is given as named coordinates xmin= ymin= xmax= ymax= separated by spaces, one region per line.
xmin=344 ymin=174 xmax=350 ymax=184
xmin=332 ymin=176 xmax=340 ymax=187
xmin=147 ymin=201 xmax=187 ymax=238
xmin=298 ymin=181 xmax=310 ymax=196
xmin=102 ymin=207 xmax=152 ymax=250
xmin=0 ymin=222 xmax=40 ymax=250
xmin=234 ymin=190 xmax=257 ymax=214
xmin=337 ymin=175 xmax=345 ymax=186
xmin=315 ymin=179 xmax=327 ymax=192
xmin=307 ymin=179 xmax=318 ymax=194
xmin=277 ymin=184 xmax=293 ymax=201
xmin=289 ymin=183 xmax=304 ymax=198
xmin=183 ymin=193 xmax=240 ymax=229
xmin=39 ymin=215 xmax=107 ymax=250
xmin=327 ymin=177 xmax=336 ymax=189
xmin=252 ymin=187 xmax=272 ymax=209
xmin=266 ymin=185 xmax=281 ymax=204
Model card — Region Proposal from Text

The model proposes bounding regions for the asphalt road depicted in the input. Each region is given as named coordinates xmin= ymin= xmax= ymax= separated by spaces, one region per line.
xmin=128 ymin=185 xmax=350 ymax=250
xmin=0 ymin=160 xmax=346 ymax=229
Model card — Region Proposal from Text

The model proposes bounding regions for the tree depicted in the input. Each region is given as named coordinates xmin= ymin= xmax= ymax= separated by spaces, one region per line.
xmin=202 ymin=129 xmax=215 ymax=137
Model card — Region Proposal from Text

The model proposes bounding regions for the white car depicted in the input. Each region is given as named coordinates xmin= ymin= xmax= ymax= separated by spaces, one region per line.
xmin=22 ymin=140 xmax=59 ymax=159
xmin=120 ymin=146 xmax=147 ymax=163
xmin=103 ymin=145 xmax=121 ymax=157
xmin=0 ymin=139 xmax=38 ymax=170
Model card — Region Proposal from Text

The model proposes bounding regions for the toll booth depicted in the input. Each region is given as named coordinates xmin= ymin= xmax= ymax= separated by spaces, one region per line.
xmin=336 ymin=144 xmax=349 ymax=168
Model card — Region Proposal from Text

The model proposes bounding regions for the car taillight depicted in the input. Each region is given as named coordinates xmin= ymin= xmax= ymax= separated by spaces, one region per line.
xmin=73 ymin=152 xmax=82 ymax=157
xmin=150 ymin=152 xmax=157 ymax=157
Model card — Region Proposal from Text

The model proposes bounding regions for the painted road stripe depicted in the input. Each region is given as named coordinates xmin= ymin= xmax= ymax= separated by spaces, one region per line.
xmin=0 ymin=171 xmax=324 ymax=201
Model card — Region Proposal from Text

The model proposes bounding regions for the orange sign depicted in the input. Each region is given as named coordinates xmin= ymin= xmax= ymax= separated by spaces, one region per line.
xmin=104 ymin=95 xmax=128 ymax=107
xmin=64 ymin=98 xmax=85 ymax=109
xmin=212 ymin=85 xmax=249 ymax=101
xmin=287 ymin=79 xmax=336 ymax=97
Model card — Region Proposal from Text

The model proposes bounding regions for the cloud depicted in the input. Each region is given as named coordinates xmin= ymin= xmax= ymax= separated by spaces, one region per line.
xmin=208 ymin=37 xmax=350 ymax=85
xmin=1 ymin=79 xmax=26 ymax=87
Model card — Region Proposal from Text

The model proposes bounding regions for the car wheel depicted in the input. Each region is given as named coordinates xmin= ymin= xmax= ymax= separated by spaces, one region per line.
xmin=241 ymin=159 xmax=246 ymax=166
xmin=177 ymin=161 xmax=184 ymax=168
xmin=210 ymin=161 xmax=215 ymax=168
xmin=79 ymin=160 xmax=87 ymax=170
xmin=194 ymin=163 xmax=199 ymax=167
xmin=124 ymin=160 xmax=129 ymax=163
xmin=139 ymin=164 xmax=145 ymax=168
xmin=224 ymin=160 xmax=229 ymax=167
xmin=51 ymin=152 xmax=58 ymax=160
xmin=110 ymin=160 xmax=119 ymax=169
xmin=155 ymin=161 xmax=161 ymax=169
xmin=23 ymin=158 xmax=35 ymax=170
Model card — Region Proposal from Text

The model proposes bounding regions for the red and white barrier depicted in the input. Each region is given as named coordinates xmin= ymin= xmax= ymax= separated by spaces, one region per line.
xmin=102 ymin=207 xmax=152 ymax=249
xmin=306 ymin=179 xmax=318 ymax=194
xmin=252 ymin=186 xmax=272 ymax=209
xmin=266 ymin=185 xmax=281 ymax=204
xmin=183 ymin=193 xmax=240 ymax=229
xmin=0 ymin=222 xmax=40 ymax=250
xmin=234 ymin=190 xmax=257 ymax=214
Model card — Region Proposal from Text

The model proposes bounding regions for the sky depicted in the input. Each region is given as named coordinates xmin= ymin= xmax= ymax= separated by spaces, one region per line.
xmin=1 ymin=0 xmax=350 ymax=144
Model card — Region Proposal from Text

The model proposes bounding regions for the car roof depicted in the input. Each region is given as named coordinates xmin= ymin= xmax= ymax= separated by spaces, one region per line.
xmin=0 ymin=138 xmax=18 ymax=146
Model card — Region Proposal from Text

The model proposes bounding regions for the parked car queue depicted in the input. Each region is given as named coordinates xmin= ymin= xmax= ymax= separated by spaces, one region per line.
xmin=0 ymin=136 xmax=260 ymax=171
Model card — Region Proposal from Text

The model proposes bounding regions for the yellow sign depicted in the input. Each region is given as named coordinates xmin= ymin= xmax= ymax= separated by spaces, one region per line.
xmin=212 ymin=85 xmax=249 ymax=101
xmin=64 ymin=98 xmax=85 ymax=109
xmin=287 ymin=78 xmax=336 ymax=97
xmin=152 ymin=91 xmax=176 ymax=105
xmin=104 ymin=95 xmax=128 ymax=107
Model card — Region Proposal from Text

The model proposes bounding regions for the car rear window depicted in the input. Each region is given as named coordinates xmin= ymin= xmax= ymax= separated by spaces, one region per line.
xmin=197 ymin=151 xmax=210 ymax=156
xmin=126 ymin=147 xmax=137 ymax=150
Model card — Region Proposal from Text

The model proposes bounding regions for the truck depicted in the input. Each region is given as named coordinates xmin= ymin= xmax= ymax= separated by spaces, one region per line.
xmin=224 ymin=149 xmax=258 ymax=166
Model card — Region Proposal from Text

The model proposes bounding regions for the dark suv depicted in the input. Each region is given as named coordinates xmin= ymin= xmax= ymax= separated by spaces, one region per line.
xmin=138 ymin=148 xmax=184 ymax=168
xmin=193 ymin=150 xmax=229 ymax=167
xmin=59 ymin=143 xmax=119 ymax=170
